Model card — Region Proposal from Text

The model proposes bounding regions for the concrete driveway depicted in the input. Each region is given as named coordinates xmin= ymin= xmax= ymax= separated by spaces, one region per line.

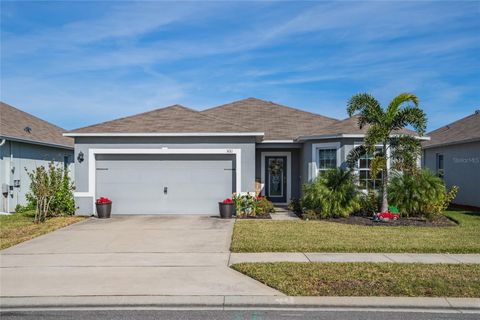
xmin=0 ymin=216 xmax=280 ymax=297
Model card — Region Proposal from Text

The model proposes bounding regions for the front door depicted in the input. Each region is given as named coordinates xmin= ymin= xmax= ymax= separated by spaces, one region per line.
xmin=265 ymin=156 xmax=287 ymax=203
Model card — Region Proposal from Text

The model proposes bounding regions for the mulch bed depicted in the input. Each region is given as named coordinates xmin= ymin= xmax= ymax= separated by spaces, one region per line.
xmin=326 ymin=215 xmax=457 ymax=227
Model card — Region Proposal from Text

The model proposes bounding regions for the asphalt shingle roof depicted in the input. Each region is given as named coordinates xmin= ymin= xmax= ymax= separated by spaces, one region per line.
xmin=69 ymin=104 xmax=256 ymax=134
xmin=313 ymin=114 xmax=418 ymax=137
xmin=0 ymin=102 xmax=73 ymax=148
xmin=202 ymin=98 xmax=339 ymax=140
xmin=422 ymin=111 xmax=480 ymax=149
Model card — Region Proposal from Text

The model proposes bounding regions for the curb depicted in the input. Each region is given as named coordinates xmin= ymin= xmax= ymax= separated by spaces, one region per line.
xmin=1 ymin=296 xmax=479 ymax=312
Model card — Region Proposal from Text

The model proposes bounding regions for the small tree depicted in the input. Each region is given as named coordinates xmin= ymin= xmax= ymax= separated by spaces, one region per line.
xmin=26 ymin=162 xmax=73 ymax=222
xmin=346 ymin=93 xmax=427 ymax=212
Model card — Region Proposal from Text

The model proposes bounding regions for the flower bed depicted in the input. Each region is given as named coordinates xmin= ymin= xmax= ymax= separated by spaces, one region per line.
xmin=232 ymin=192 xmax=274 ymax=219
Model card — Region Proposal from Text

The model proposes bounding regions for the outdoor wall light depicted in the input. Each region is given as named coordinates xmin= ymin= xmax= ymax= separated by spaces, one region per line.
xmin=77 ymin=151 xmax=84 ymax=163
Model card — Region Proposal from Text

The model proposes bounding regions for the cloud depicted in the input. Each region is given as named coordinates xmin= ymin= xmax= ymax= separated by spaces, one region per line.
xmin=1 ymin=1 xmax=478 ymax=130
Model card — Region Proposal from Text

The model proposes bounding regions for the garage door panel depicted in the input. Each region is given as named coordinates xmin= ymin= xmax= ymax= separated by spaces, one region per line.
xmin=95 ymin=154 xmax=234 ymax=214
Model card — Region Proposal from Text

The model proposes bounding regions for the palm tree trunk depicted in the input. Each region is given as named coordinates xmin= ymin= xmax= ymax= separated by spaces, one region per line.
xmin=381 ymin=142 xmax=389 ymax=212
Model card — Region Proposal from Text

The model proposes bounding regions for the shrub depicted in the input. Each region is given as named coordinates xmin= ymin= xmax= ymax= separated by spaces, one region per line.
xmin=15 ymin=202 xmax=35 ymax=213
xmin=288 ymin=198 xmax=302 ymax=215
xmin=25 ymin=162 xmax=75 ymax=222
xmin=256 ymin=197 xmax=274 ymax=215
xmin=388 ymin=169 xmax=458 ymax=218
xmin=301 ymin=168 xmax=361 ymax=219
xmin=358 ymin=189 xmax=381 ymax=216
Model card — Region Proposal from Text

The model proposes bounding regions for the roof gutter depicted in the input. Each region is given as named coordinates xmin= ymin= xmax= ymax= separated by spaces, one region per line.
xmin=422 ymin=137 xmax=480 ymax=150
xmin=296 ymin=133 xmax=430 ymax=142
xmin=0 ymin=135 xmax=73 ymax=150
xmin=63 ymin=132 xmax=265 ymax=137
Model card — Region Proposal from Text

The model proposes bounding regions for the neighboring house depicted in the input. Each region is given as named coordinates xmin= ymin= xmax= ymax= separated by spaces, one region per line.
xmin=422 ymin=111 xmax=480 ymax=208
xmin=66 ymin=97 xmax=425 ymax=215
xmin=0 ymin=102 xmax=74 ymax=213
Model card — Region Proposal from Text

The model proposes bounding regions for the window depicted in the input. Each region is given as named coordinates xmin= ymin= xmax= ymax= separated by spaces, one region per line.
xmin=311 ymin=142 xmax=340 ymax=181
xmin=436 ymin=153 xmax=444 ymax=179
xmin=318 ymin=149 xmax=337 ymax=171
xmin=357 ymin=147 xmax=383 ymax=190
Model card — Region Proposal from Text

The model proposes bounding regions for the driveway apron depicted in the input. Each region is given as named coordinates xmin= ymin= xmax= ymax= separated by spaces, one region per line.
xmin=0 ymin=216 xmax=280 ymax=297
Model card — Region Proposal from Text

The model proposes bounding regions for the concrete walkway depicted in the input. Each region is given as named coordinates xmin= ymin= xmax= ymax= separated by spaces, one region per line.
xmin=270 ymin=206 xmax=300 ymax=220
xmin=229 ymin=252 xmax=480 ymax=264
xmin=0 ymin=216 xmax=281 ymax=298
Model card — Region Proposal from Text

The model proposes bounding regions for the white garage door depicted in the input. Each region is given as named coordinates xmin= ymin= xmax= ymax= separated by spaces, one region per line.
xmin=95 ymin=154 xmax=235 ymax=214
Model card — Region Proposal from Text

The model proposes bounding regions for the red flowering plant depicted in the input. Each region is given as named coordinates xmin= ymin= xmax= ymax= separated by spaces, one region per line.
xmin=222 ymin=198 xmax=234 ymax=204
xmin=96 ymin=197 xmax=112 ymax=204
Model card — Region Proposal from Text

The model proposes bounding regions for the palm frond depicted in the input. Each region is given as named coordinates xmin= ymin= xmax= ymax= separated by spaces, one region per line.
xmin=386 ymin=93 xmax=419 ymax=119
xmin=391 ymin=106 xmax=427 ymax=135
xmin=347 ymin=93 xmax=383 ymax=128
xmin=346 ymin=145 xmax=366 ymax=170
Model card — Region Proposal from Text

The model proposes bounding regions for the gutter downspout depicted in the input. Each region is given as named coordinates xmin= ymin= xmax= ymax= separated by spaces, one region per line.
xmin=0 ymin=139 xmax=7 ymax=213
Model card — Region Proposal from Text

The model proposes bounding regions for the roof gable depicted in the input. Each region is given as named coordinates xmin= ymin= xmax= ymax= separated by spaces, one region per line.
xmin=423 ymin=111 xmax=480 ymax=148
xmin=0 ymin=102 xmax=73 ymax=148
xmin=202 ymin=98 xmax=339 ymax=140
xmin=69 ymin=104 xmax=256 ymax=134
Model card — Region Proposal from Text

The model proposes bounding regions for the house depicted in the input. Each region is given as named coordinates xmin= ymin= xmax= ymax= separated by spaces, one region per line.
xmin=422 ymin=111 xmax=480 ymax=208
xmin=66 ymin=97 xmax=424 ymax=215
xmin=0 ymin=102 xmax=74 ymax=213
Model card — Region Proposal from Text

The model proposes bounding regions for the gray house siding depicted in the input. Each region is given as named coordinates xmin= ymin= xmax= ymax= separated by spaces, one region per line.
xmin=423 ymin=141 xmax=480 ymax=208
xmin=73 ymin=136 xmax=257 ymax=215
xmin=301 ymin=138 xmax=359 ymax=187
xmin=0 ymin=140 xmax=74 ymax=213
xmin=255 ymin=147 xmax=302 ymax=200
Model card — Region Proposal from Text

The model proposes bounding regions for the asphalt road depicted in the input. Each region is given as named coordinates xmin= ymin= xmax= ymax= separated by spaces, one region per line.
xmin=1 ymin=310 xmax=478 ymax=320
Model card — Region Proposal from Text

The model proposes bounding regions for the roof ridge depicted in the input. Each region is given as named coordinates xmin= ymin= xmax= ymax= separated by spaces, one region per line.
xmin=0 ymin=101 xmax=67 ymax=132
xmin=203 ymin=97 xmax=341 ymax=122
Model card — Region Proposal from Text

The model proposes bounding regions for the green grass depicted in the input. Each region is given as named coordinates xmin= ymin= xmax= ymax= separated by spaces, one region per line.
xmin=231 ymin=210 xmax=480 ymax=253
xmin=0 ymin=211 xmax=85 ymax=250
xmin=232 ymin=262 xmax=480 ymax=297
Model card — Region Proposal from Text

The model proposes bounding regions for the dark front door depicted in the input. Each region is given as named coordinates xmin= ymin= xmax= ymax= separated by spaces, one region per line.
xmin=265 ymin=156 xmax=287 ymax=203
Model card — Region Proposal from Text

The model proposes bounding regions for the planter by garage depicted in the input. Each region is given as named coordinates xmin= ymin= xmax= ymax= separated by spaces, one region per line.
xmin=218 ymin=202 xmax=235 ymax=219
xmin=96 ymin=202 xmax=112 ymax=218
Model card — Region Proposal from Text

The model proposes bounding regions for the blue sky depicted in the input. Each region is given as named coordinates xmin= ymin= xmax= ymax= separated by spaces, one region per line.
xmin=1 ymin=1 xmax=479 ymax=131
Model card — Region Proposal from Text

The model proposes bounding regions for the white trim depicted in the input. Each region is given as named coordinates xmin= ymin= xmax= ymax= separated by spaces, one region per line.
xmin=64 ymin=132 xmax=264 ymax=137
xmin=310 ymin=142 xmax=341 ymax=182
xmin=297 ymin=134 xmax=364 ymax=141
xmin=296 ymin=133 xmax=430 ymax=142
xmin=74 ymin=148 xmax=242 ymax=204
xmin=260 ymin=140 xmax=295 ymax=143
xmin=260 ymin=151 xmax=291 ymax=204
xmin=0 ymin=135 xmax=73 ymax=150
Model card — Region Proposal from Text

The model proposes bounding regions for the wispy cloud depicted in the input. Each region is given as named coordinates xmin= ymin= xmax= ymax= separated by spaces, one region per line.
xmin=1 ymin=1 xmax=478 ymax=131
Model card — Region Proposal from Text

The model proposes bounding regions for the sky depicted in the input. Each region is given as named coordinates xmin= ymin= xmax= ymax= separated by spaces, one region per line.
xmin=1 ymin=1 xmax=479 ymax=132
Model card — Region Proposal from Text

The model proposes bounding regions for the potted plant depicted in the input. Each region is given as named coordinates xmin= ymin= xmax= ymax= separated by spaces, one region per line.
xmin=96 ymin=197 xmax=112 ymax=219
xmin=219 ymin=198 xmax=235 ymax=219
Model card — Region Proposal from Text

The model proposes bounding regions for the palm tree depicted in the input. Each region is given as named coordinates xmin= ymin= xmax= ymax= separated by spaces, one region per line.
xmin=346 ymin=93 xmax=427 ymax=212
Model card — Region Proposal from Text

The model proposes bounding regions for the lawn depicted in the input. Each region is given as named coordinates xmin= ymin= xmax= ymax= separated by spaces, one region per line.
xmin=231 ymin=210 xmax=480 ymax=253
xmin=0 ymin=211 xmax=85 ymax=250
xmin=232 ymin=262 xmax=480 ymax=297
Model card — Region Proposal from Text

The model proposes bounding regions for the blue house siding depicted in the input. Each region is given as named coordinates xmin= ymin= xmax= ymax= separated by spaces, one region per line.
xmin=423 ymin=141 xmax=480 ymax=208
xmin=0 ymin=140 xmax=74 ymax=213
